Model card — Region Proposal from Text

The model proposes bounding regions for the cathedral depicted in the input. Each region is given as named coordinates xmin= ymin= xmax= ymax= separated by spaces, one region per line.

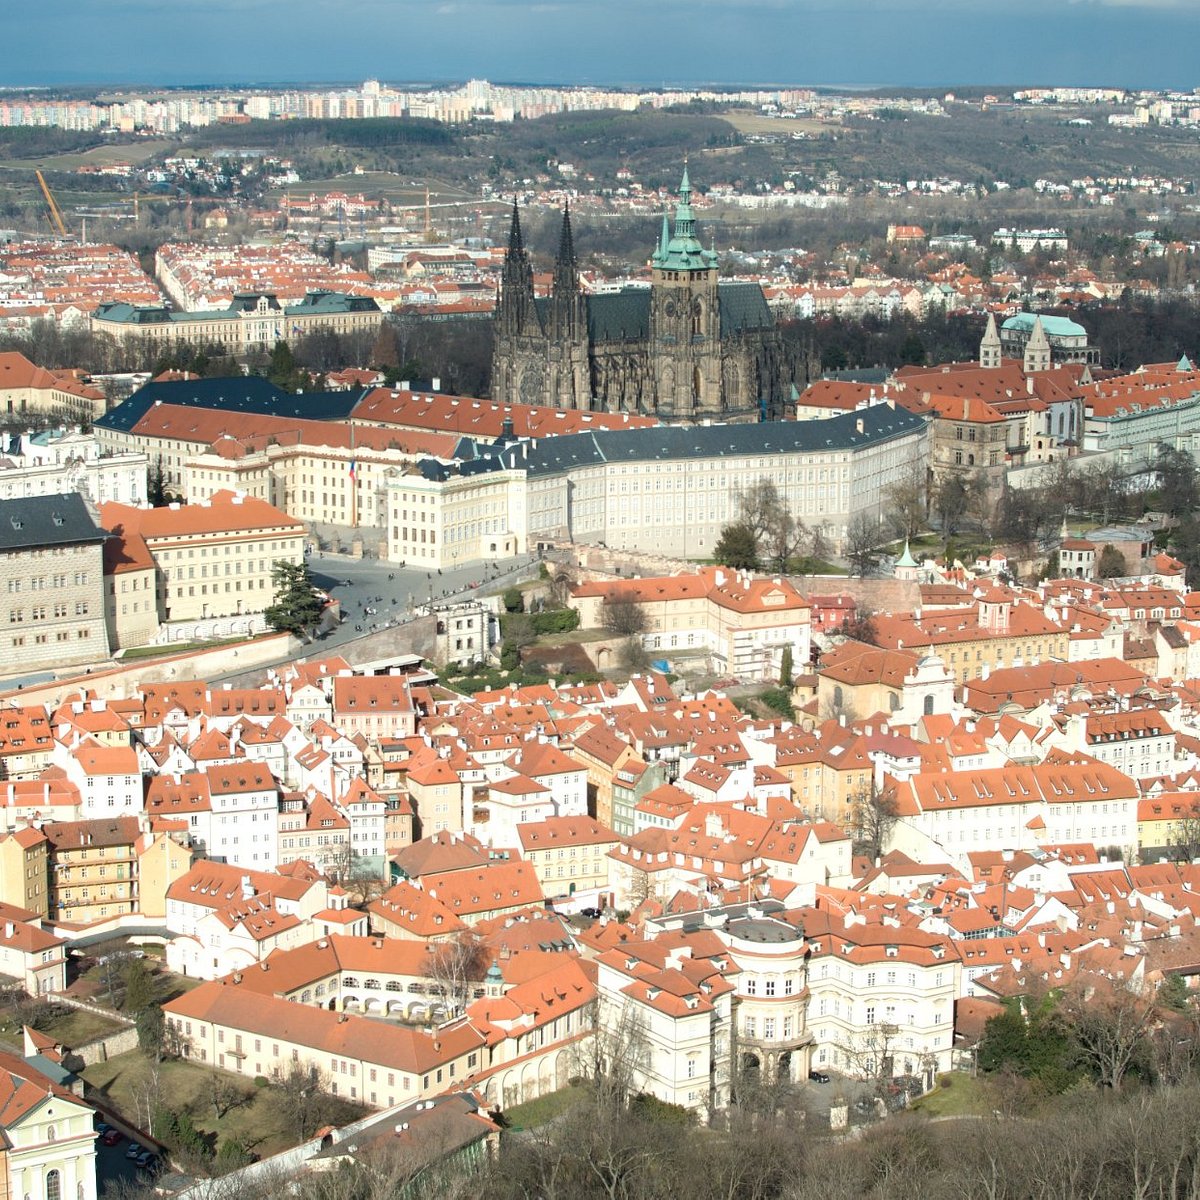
xmin=490 ymin=167 xmax=798 ymax=422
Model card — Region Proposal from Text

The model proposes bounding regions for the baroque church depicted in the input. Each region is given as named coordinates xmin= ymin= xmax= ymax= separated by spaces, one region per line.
xmin=491 ymin=167 xmax=798 ymax=422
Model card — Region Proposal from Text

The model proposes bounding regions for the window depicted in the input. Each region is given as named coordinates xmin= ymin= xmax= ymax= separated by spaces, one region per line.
xmin=46 ymin=1171 xmax=61 ymax=1200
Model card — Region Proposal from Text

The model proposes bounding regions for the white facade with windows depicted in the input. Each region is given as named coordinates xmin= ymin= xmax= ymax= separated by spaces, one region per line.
xmin=805 ymin=917 xmax=960 ymax=1085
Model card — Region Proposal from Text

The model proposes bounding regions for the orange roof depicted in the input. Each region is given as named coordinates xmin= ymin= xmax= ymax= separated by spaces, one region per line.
xmin=101 ymin=492 xmax=303 ymax=540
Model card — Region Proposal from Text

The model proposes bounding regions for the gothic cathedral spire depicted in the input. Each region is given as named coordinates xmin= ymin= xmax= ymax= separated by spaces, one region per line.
xmin=498 ymin=198 xmax=536 ymax=337
xmin=550 ymin=203 xmax=585 ymax=339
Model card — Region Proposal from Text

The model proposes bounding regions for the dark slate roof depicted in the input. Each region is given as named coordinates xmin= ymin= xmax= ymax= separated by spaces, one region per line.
xmin=717 ymin=282 xmax=773 ymax=335
xmin=94 ymin=291 xmax=380 ymax=325
xmin=287 ymin=290 xmax=381 ymax=315
xmin=453 ymin=402 xmax=926 ymax=479
xmin=93 ymin=301 xmax=171 ymax=325
xmin=0 ymin=494 xmax=107 ymax=552
xmin=585 ymin=291 xmax=651 ymax=342
xmin=95 ymin=377 xmax=363 ymax=434
xmin=228 ymin=293 xmax=282 ymax=312
xmin=533 ymin=281 xmax=772 ymax=344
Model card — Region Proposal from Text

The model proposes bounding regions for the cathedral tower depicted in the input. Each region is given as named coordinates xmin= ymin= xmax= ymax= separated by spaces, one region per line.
xmin=545 ymin=204 xmax=591 ymax=408
xmin=648 ymin=165 xmax=723 ymax=420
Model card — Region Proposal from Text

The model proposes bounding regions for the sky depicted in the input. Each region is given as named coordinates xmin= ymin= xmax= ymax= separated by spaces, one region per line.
xmin=7 ymin=0 xmax=1200 ymax=90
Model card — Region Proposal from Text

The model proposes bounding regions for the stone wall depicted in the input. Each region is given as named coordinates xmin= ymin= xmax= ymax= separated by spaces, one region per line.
xmin=0 ymin=631 xmax=300 ymax=708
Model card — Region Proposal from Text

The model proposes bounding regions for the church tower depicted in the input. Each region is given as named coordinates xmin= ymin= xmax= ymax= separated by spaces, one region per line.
xmin=648 ymin=165 xmax=723 ymax=420
xmin=979 ymin=311 xmax=1002 ymax=369
xmin=492 ymin=201 xmax=546 ymax=405
xmin=1023 ymin=315 xmax=1051 ymax=374
xmin=545 ymin=204 xmax=591 ymax=409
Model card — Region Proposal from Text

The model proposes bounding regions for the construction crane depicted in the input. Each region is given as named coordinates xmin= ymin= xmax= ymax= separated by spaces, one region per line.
xmin=35 ymin=171 xmax=68 ymax=238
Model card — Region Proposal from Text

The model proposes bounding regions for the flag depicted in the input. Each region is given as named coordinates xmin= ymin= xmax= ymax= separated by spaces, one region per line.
xmin=348 ymin=458 xmax=356 ymax=481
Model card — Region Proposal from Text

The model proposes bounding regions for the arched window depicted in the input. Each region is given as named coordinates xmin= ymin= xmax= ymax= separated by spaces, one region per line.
xmin=342 ymin=976 xmax=359 ymax=988
xmin=46 ymin=1170 xmax=61 ymax=1200
xmin=364 ymin=979 xmax=380 ymax=991
xmin=924 ymin=694 xmax=935 ymax=716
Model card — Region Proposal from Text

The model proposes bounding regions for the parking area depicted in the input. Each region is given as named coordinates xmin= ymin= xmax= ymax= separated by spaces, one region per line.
xmin=93 ymin=1130 xmax=145 ymax=1193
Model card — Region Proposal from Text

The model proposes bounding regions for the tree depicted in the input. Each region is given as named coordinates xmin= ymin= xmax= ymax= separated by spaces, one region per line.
xmin=763 ymin=505 xmax=808 ymax=574
xmin=502 ymin=586 xmax=525 ymax=613
xmin=933 ymin=475 xmax=970 ymax=537
xmin=209 ymin=1070 xmax=247 ymax=1120
xmin=122 ymin=957 xmax=156 ymax=1015
xmin=734 ymin=477 xmax=786 ymax=543
xmin=779 ymin=644 xmax=794 ymax=688
xmin=369 ymin=322 xmax=400 ymax=370
xmin=265 ymin=560 xmax=325 ymax=639
xmin=845 ymin=512 xmax=883 ymax=577
xmin=1170 ymin=796 xmax=1200 ymax=861
xmin=1097 ymin=543 xmax=1127 ymax=580
xmin=1157 ymin=446 xmax=1198 ymax=517
xmin=850 ymin=781 xmax=900 ymax=860
xmin=1058 ymin=982 xmax=1156 ymax=1090
xmin=884 ymin=466 xmax=927 ymax=542
xmin=713 ymin=521 xmax=759 ymax=570
xmin=148 ymin=459 xmax=168 ymax=507
xmin=273 ymin=1063 xmax=336 ymax=1140
xmin=601 ymin=591 xmax=649 ymax=638
xmin=426 ymin=933 xmax=487 ymax=1015
xmin=619 ymin=637 xmax=651 ymax=673
xmin=499 ymin=612 xmax=535 ymax=670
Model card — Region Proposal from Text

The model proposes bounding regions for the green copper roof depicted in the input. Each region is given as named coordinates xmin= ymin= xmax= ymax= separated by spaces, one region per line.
xmin=651 ymin=165 xmax=718 ymax=273
xmin=1002 ymin=312 xmax=1087 ymax=339
xmin=895 ymin=540 xmax=918 ymax=568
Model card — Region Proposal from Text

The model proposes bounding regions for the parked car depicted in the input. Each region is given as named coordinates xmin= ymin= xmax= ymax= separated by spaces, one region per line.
xmin=95 ymin=1123 xmax=112 ymax=1137
xmin=135 ymin=1152 xmax=158 ymax=1172
xmin=125 ymin=1143 xmax=144 ymax=1160
xmin=808 ymin=1070 xmax=831 ymax=1083
xmin=101 ymin=1130 xmax=122 ymax=1147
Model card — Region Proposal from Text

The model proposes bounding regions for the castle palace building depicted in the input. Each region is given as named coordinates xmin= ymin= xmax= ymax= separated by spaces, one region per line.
xmin=491 ymin=168 xmax=797 ymax=423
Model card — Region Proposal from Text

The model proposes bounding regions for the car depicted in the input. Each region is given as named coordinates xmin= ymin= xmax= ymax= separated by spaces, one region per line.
xmin=101 ymin=1130 xmax=122 ymax=1147
xmin=95 ymin=1122 xmax=112 ymax=1137
xmin=125 ymin=1143 xmax=144 ymax=1160
xmin=135 ymin=1152 xmax=158 ymax=1172
xmin=808 ymin=1070 xmax=831 ymax=1083
xmin=579 ymin=906 xmax=603 ymax=919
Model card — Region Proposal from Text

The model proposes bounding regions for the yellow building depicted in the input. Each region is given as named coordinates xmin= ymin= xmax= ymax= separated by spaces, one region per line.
xmin=873 ymin=589 xmax=1068 ymax=686
xmin=0 ymin=827 xmax=49 ymax=917
xmin=515 ymin=815 xmax=618 ymax=901
xmin=100 ymin=490 xmax=305 ymax=638
xmin=45 ymin=817 xmax=140 ymax=925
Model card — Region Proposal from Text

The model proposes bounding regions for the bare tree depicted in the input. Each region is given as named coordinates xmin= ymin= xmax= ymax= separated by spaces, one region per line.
xmin=838 ymin=1021 xmax=901 ymax=1086
xmin=601 ymin=592 xmax=649 ymax=639
xmin=427 ymin=933 xmax=488 ymax=1016
xmin=1058 ymin=981 xmax=1155 ymax=1090
xmin=851 ymin=781 xmax=900 ymax=860
xmin=209 ymin=1069 xmax=247 ymax=1119
xmin=845 ymin=512 xmax=884 ymax=577
xmin=884 ymin=465 xmax=927 ymax=542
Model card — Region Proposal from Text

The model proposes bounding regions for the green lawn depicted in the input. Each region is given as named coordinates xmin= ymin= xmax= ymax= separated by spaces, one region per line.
xmin=503 ymin=1083 xmax=587 ymax=1130
xmin=909 ymin=1072 xmax=989 ymax=1117
xmin=83 ymin=1051 xmax=367 ymax=1158
xmin=116 ymin=637 xmax=244 ymax=662
xmin=0 ymin=1002 xmax=125 ymax=1049
xmin=41 ymin=1006 xmax=127 ymax=1047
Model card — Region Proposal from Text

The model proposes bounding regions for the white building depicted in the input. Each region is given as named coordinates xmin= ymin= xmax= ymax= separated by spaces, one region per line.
xmin=0 ymin=1054 xmax=98 ymax=1200
xmin=0 ymin=429 xmax=148 ymax=507
xmin=804 ymin=910 xmax=960 ymax=1085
